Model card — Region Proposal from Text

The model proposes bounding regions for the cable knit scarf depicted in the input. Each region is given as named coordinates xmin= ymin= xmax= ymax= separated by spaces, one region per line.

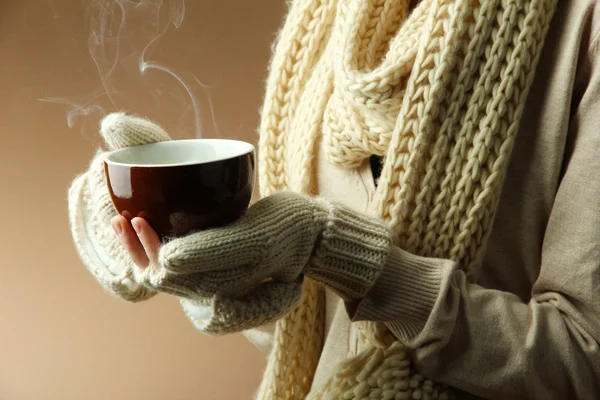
xmin=256 ymin=0 xmax=557 ymax=398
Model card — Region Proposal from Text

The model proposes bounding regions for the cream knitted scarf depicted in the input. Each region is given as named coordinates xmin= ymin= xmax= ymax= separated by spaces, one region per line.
xmin=256 ymin=0 xmax=557 ymax=398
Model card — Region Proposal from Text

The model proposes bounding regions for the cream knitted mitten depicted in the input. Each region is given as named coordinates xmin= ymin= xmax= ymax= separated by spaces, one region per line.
xmin=68 ymin=112 xmax=171 ymax=301
xmin=139 ymin=191 xmax=392 ymax=334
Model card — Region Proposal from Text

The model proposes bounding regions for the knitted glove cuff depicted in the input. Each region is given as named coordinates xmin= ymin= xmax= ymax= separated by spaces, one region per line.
xmin=306 ymin=199 xmax=391 ymax=301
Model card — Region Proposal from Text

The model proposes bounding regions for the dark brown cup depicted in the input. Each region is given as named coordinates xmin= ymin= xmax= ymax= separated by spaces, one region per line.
xmin=103 ymin=139 xmax=255 ymax=240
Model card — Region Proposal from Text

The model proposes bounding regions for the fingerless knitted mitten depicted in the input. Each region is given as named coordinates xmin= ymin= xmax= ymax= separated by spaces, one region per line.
xmin=137 ymin=192 xmax=392 ymax=333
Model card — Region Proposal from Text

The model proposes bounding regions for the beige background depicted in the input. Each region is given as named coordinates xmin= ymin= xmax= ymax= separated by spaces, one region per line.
xmin=0 ymin=1 xmax=286 ymax=399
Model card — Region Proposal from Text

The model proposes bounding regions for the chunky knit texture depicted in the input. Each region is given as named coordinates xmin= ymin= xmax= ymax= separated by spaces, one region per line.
xmin=256 ymin=0 xmax=557 ymax=398
xmin=68 ymin=113 xmax=171 ymax=301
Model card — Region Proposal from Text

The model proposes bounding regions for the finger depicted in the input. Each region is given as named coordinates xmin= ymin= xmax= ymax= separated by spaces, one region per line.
xmin=131 ymin=217 xmax=161 ymax=265
xmin=111 ymin=215 xmax=150 ymax=268
xmin=100 ymin=112 xmax=171 ymax=150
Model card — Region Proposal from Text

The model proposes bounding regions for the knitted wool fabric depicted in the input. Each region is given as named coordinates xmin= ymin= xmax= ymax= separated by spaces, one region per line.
xmin=256 ymin=0 xmax=557 ymax=399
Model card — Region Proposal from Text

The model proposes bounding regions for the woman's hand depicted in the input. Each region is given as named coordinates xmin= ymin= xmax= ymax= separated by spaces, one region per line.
xmin=109 ymin=192 xmax=392 ymax=335
xmin=111 ymin=208 xmax=307 ymax=335
xmin=67 ymin=112 xmax=171 ymax=302
xmin=112 ymin=215 xmax=275 ymax=298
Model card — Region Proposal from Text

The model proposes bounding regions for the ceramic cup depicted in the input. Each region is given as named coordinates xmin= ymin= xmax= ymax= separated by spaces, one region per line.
xmin=103 ymin=139 xmax=255 ymax=240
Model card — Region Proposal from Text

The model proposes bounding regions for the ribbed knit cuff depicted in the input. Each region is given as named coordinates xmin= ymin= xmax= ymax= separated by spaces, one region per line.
xmin=306 ymin=200 xmax=391 ymax=301
xmin=350 ymin=246 xmax=444 ymax=341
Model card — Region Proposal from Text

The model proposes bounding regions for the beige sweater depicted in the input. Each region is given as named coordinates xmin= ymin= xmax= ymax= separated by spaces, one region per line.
xmin=243 ymin=1 xmax=600 ymax=398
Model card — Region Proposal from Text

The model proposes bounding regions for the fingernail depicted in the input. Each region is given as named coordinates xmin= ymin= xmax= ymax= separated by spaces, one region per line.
xmin=112 ymin=222 xmax=122 ymax=236
xmin=132 ymin=220 xmax=142 ymax=235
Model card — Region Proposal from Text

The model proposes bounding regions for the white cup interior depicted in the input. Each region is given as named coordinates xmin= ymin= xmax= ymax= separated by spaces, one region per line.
xmin=104 ymin=139 xmax=254 ymax=167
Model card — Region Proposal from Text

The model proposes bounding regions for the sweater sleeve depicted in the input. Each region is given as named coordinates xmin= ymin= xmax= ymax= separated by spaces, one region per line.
xmin=348 ymin=19 xmax=600 ymax=400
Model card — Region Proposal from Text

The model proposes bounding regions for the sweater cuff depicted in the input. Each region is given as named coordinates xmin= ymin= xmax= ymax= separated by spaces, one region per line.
xmin=349 ymin=246 xmax=444 ymax=341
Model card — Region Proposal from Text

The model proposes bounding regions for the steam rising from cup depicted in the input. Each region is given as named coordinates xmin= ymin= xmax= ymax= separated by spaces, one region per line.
xmin=41 ymin=0 xmax=215 ymax=139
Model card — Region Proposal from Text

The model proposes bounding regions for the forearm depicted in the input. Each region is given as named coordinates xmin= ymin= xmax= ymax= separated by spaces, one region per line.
xmin=351 ymin=247 xmax=600 ymax=399
xmin=422 ymin=274 xmax=600 ymax=399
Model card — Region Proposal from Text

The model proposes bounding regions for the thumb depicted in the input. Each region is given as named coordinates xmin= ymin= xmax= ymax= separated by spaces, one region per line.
xmin=100 ymin=112 xmax=172 ymax=150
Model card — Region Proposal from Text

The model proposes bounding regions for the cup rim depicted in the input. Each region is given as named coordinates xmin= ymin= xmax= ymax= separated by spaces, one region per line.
xmin=103 ymin=138 xmax=255 ymax=168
